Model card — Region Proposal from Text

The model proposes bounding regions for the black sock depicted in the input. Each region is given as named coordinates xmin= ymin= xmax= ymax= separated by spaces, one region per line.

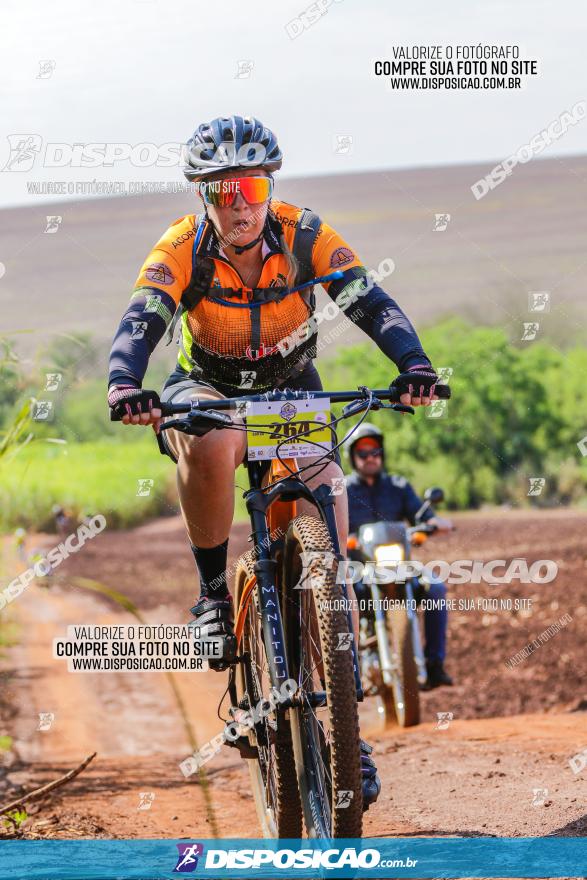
xmin=191 ymin=539 xmax=229 ymax=599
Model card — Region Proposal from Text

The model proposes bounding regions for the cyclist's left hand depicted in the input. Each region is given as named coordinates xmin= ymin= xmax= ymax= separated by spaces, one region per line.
xmin=390 ymin=367 xmax=439 ymax=407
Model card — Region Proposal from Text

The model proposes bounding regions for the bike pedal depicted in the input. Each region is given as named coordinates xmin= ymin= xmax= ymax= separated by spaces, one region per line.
xmin=224 ymin=735 xmax=258 ymax=760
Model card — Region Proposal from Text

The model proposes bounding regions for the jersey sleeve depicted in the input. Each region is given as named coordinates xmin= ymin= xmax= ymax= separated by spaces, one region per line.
xmin=311 ymin=220 xmax=364 ymax=277
xmin=108 ymin=218 xmax=193 ymax=389
xmin=134 ymin=224 xmax=191 ymax=306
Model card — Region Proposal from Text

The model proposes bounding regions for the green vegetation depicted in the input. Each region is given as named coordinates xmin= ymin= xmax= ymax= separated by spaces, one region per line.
xmin=0 ymin=439 xmax=174 ymax=531
xmin=320 ymin=318 xmax=587 ymax=508
xmin=2 ymin=809 xmax=27 ymax=833
xmin=0 ymin=334 xmax=175 ymax=532
xmin=1 ymin=320 xmax=586 ymax=533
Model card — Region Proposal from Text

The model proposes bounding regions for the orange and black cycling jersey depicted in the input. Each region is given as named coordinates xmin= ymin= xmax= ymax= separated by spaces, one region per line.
xmin=108 ymin=199 xmax=431 ymax=392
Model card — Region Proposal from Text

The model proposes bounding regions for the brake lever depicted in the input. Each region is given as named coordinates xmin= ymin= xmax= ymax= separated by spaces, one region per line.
xmin=159 ymin=409 xmax=234 ymax=435
xmin=342 ymin=398 xmax=370 ymax=417
xmin=198 ymin=409 xmax=234 ymax=427
xmin=382 ymin=402 xmax=415 ymax=414
xmin=342 ymin=397 xmax=415 ymax=417
xmin=370 ymin=398 xmax=415 ymax=415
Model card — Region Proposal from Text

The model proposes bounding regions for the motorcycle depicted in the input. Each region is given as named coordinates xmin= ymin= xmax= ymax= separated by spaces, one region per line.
xmin=347 ymin=487 xmax=446 ymax=727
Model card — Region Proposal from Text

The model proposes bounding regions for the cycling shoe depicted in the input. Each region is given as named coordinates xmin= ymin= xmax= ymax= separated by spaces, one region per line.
xmin=188 ymin=594 xmax=236 ymax=672
xmin=360 ymin=738 xmax=381 ymax=810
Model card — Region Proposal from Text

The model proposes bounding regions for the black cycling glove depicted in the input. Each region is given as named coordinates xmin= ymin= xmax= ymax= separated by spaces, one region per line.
xmin=108 ymin=385 xmax=161 ymax=419
xmin=390 ymin=367 xmax=439 ymax=398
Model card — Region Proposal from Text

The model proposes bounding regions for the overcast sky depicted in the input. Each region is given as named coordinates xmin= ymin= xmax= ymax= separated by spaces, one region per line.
xmin=1 ymin=0 xmax=586 ymax=207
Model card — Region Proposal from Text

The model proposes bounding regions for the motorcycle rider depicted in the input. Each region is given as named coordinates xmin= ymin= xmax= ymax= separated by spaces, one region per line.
xmin=108 ymin=115 xmax=446 ymax=807
xmin=345 ymin=423 xmax=454 ymax=688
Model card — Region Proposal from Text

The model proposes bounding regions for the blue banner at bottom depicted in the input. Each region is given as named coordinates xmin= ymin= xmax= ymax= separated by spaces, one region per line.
xmin=0 ymin=837 xmax=585 ymax=879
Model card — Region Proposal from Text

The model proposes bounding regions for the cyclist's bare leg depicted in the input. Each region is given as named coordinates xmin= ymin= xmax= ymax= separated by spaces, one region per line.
xmin=162 ymin=388 xmax=246 ymax=548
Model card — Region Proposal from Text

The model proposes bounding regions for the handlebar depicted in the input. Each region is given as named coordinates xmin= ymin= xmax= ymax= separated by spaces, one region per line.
xmin=159 ymin=384 xmax=450 ymax=417
xmin=110 ymin=383 xmax=451 ymax=428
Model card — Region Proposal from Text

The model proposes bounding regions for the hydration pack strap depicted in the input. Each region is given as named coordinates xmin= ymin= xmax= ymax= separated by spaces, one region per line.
xmin=181 ymin=216 xmax=215 ymax=310
xmin=167 ymin=208 xmax=323 ymax=359
xmin=292 ymin=209 xmax=322 ymax=285
xmin=165 ymin=215 xmax=209 ymax=345
xmin=207 ymin=286 xmax=290 ymax=306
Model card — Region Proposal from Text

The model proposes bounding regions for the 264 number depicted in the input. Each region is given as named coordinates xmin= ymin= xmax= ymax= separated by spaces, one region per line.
xmin=268 ymin=421 xmax=310 ymax=441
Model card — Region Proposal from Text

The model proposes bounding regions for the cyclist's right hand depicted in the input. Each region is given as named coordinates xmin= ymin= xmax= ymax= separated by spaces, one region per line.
xmin=108 ymin=385 xmax=162 ymax=426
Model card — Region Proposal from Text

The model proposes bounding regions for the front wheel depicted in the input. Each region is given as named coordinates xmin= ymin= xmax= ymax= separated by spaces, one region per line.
xmin=282 ymin=515 xmax=363 ymax=838
xmin=233 ymin=551 xmax=302 ymax=838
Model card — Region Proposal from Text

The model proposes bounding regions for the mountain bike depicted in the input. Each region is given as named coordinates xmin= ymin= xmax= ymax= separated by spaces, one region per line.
xmin=158 ymin=381 xmax=450 ymax=839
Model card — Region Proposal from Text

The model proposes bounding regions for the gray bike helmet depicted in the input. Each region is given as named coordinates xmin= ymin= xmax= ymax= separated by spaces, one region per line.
xmin=344 ymin=422 xmax=385 ymax=468
xmin=182 ymin=115 xmax=283 ymax=182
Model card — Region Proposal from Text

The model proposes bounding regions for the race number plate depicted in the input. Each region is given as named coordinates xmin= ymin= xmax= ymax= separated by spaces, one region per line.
xmin=246 ymin=398 xmax=332 ymax=461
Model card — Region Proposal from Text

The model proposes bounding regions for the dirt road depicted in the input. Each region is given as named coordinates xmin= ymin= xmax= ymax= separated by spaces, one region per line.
xmin=1 ymin=509 xmax=586 ymax=840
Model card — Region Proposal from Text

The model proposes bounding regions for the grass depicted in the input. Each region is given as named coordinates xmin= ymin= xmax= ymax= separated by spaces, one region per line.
xmin=0 ymin=435 xmax=255 ymax=533
xmin=0 ymin=438 xmax=176 ymax=531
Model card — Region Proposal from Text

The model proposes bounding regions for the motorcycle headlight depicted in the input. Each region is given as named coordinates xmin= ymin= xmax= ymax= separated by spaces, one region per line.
xmin=374 ymin=543 xmax=405 ymax=563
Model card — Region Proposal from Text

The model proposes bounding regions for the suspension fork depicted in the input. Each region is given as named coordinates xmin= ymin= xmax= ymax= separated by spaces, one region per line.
xmin=243 ymin=461 xmax=291 ymax=688
xmin=240 ymin=464 xmax=363 ymax=700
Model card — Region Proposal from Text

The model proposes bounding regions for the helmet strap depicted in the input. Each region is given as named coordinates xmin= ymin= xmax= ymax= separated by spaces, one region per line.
xmin=206 ymin=207 xmax=267 ymax=255
xmin=232 ymin=230 xmax=264 ymax=254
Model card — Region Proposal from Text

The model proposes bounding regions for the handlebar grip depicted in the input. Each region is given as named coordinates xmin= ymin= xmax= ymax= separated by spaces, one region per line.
xmin=110 ymin=400 xmax=193 ymax=421
xmin=388 ymin=383 xmax=451 ymax=402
